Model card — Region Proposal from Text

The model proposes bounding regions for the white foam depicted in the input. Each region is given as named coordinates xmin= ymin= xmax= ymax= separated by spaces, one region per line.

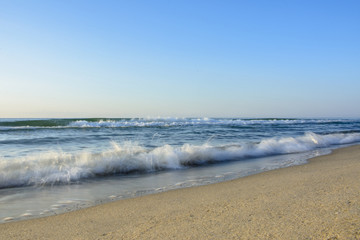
xmin=67 ymin=118 xmax=354 ymax=128
xmin=21 ymin=213 xmax=33 ymax=217
xmin=0 ymin=132 xmax=359 ymax=188
xmin=1 ymin=118 xmax=356 ymax=130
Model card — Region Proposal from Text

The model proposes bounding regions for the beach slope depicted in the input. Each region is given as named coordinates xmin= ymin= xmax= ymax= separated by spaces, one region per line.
xmin=1 ymin=145 xmax=360 ymax=239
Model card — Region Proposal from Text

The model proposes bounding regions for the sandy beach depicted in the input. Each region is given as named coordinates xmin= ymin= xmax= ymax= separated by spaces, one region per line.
xmin=1 ymin=145 xmax=360 ymax=239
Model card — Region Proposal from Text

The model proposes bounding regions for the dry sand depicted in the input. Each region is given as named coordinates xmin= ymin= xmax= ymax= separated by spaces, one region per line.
xmin=1 ymin=145 xmax=360 ymax=239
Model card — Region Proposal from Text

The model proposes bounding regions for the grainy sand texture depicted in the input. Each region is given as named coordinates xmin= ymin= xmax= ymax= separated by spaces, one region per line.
xmin=1 ymin=145 xmax=360 ymax=240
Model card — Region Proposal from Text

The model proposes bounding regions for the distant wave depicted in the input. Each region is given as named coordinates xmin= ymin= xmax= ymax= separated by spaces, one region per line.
xmin=1 ymin=132 xmax=359 ymax=188
xmin=0 ymin=118 xmax=357 ymax=130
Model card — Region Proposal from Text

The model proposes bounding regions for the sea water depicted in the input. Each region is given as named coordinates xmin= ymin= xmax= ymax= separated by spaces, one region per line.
xmin=0 ymin=118 xmax=359 ymax=222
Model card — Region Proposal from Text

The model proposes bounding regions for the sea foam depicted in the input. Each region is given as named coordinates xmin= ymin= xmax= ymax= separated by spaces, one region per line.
xmin=0 ymin=132 xmax=359 ymax=188
xmin=0 ymin=118 xmax=356 ymax=130
xmin=67 ymin=118 xmax=352 ymax=128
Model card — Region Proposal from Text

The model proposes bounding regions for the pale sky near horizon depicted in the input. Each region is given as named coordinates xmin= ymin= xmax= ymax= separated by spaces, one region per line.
xmin=0 ymin=0 xmax=359 ymax=118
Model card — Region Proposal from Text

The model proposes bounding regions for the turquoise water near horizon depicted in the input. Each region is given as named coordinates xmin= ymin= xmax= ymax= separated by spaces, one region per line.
xmin=1 ymin=118 xmax=360 ymax=222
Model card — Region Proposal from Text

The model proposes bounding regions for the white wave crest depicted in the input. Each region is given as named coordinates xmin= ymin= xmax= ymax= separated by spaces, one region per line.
xmin=0 ymin=132 xmax=359 ymax=188
xmin=67 ymin=118 xmax=355 ymax=128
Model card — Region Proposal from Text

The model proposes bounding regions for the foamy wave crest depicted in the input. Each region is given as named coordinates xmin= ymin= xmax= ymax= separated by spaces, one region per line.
xmin=68 ymin=118 xmax=218 ymax=128
xmin=67 ymin=118 xmax=355 ymax=128
xmin=1 ymin=118 xmax=357 ymax=130
xmin=1 ymin=132 xmax=359 ymax=188
xmin=68 ymin=119 xmax=170 ymax=128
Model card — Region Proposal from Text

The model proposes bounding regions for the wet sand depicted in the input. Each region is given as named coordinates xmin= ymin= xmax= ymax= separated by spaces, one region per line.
xmin=1 ymin=145 xmax=360 ymax=239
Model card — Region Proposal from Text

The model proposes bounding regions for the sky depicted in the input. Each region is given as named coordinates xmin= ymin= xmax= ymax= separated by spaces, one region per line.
xmin=0 ymin=0 xmax=359 ymax=118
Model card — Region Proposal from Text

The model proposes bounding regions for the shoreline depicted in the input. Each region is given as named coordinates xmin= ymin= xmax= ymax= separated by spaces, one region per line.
xmin=1 ymin=145 xmax=360 ymax=239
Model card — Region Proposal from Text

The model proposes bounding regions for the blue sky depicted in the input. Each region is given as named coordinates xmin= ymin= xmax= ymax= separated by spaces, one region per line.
xmin=1 ymin=0 xmax=359 ymax=118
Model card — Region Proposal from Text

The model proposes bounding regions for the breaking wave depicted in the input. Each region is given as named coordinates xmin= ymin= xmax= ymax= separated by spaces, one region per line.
xmin=0 ymin=118 xmax=358 ymax=130
xmin=1 ymin=132 xmax=359 ymax=188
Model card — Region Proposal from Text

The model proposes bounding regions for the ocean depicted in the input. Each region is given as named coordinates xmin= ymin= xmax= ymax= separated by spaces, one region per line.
xmin=1 ymin=117 xmax=360 ymax=222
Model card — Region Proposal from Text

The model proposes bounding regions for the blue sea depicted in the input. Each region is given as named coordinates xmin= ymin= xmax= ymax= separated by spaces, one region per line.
xmin=1 ymin=117 xmax=360 ymax=222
